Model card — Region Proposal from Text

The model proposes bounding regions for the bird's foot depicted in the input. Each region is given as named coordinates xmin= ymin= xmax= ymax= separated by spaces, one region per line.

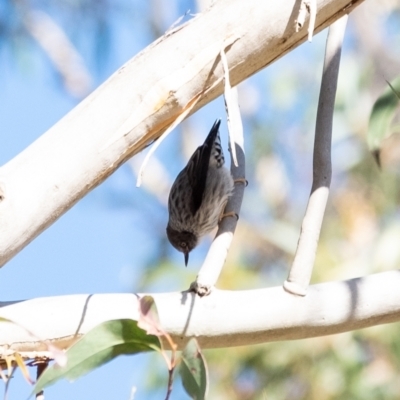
xmin=234 ymin=178 xmax=248 ymax=186
xmin=220 ymin=211 xmax=238 ymax=221
xmin=189 ymin=281 xmax=213 ymax=297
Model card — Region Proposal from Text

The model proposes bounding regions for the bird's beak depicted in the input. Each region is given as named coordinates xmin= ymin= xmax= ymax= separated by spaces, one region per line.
xmin=184 ymin=252 xmax=189 ymax=267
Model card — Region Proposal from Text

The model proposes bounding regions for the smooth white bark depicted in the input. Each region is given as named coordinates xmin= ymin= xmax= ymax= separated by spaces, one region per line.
xmin=193 ymin=71 xmax=246 ymax=294
xmin=0 ymin=270 xmax=399 ymax=357
xmin=285 ymin=16 xmax=348 ymax=295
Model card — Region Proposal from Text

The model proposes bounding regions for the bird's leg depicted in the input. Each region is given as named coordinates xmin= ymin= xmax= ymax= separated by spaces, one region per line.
xmin=218 ymin=198 xmax=235 ymax=221
xmin=220 ymin=211 xmax=238 ymax=221
xmin=219 ymin=197 xmax=238 ymax=220
xmin=233 ymin=178 xmax=248 ymax=186
xmin=219 ymin=178 xmax=247 ymax=221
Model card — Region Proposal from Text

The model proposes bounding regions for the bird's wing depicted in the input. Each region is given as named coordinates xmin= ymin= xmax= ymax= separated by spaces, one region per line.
xmin=186 ymin=119 xmax=221 ymax=215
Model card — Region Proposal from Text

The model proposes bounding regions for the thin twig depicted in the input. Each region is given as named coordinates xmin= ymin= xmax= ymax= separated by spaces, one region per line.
xmin=137 ymin=296 xmax=178 ymax=399
xmin=164 ymin=351 xmax=175 ymax=400
xmin=35 ymin=361 xmax=48 ymax=400
xmin=0 ymin=365 xmax=7 ymax=383
xmin=284 ymin=15 xmax=348 ymax=296
xmin=157 ymin=331 xmax=177 ymax=400
xmin=166 ymin=9 xmax=190 ymax=34
xmin=4 ymin=366 xmax=15 ymax=400
xmin=191 ymin=51 xmax=246 ymax=295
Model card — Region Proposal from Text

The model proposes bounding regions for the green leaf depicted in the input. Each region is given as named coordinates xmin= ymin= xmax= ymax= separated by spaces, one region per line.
xmin=387 ymin=80 xmax=400 ymax=100
xmin=138 ymin=295 xmax=165 ymax=337
xmin=33 ymin=319 xmax=160 ymax=395
xmin=179 ymin=338 xmax=208 ymax=400
xmin=367 ymin=76 xmax=400 ymax=165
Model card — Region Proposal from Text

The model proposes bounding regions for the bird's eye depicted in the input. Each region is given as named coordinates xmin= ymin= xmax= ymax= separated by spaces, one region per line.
xmin=180 ymin=242 xmax=187 ymax=248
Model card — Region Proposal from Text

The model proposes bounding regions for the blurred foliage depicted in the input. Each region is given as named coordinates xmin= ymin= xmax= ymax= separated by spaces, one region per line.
xmin=367 ymin=76 xmax=400 ymax=166
xmin=0 ymin=0 xmax=189 ymax=95
xmin=204 ymin=326 xmax=400 ymax=400
xmin=2 ymin=0 xmax=400 ymax=398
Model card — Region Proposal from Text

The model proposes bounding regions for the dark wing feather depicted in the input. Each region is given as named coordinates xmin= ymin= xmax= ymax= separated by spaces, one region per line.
xmin=186 ymin=119 xmax=221 ymax=214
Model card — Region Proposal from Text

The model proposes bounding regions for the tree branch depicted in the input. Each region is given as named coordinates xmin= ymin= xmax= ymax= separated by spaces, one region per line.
xmin=284 ymin=15 xmax=348 ymax=296
xmin=190 ymin=50 xmax=246 ymax=296
xmin=0 ymin=269 xmax=400 ymax=358
xmin=0 ymin=0 xmax=365 ymax=267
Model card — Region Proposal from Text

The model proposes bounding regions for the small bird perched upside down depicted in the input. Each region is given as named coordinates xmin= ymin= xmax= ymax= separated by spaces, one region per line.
xmin=166 ymin=119 xmax=234 ymax=266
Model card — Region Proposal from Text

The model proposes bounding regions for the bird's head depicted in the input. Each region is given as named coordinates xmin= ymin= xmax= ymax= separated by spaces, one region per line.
xmin=166 ymin=226 xmax=198 ymax=266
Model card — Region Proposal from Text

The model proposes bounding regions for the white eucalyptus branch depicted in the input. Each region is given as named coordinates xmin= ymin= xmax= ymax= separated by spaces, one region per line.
xmin=1 ymin=269 xmax=399 ymax=357
xmin=190 ymin=49 xmax=246 ymax=296
xmin=191 ymin=99 xmax=245 ymax=295
xmin=284 ymin=15 xmax=348 ymax=296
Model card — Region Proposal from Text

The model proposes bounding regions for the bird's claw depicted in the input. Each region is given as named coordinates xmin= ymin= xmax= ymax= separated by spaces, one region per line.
xmin=234 ymin=178 xmax=248 ymax=186
xmin=189 ymin=281 xmax=213 ymax=297
xmin=220 ymin=211 xmax=239 ymax=221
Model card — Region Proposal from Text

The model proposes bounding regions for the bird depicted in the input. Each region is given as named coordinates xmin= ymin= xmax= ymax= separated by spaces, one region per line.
xmin=166 ymin=119 xmax=234 ymax=266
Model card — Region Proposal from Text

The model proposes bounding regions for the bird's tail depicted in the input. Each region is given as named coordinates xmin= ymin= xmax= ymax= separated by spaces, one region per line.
xmin=207 ymin=119 xmax=224 ymax=168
